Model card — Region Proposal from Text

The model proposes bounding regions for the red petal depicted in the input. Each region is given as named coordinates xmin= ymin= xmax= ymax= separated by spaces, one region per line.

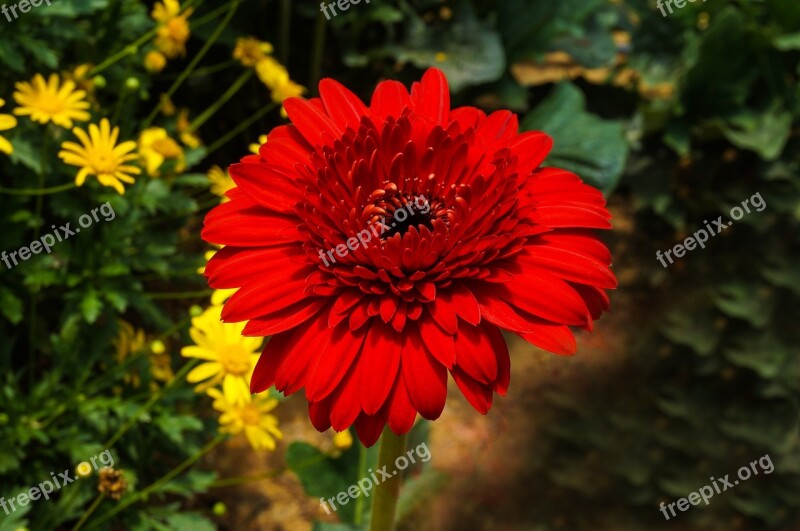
xmin=402 ymin=325 xmax=447 ymax=419
xmin=417 ymin=317 xmax=455 ymax=368
xmin=306 ymin=325 xmax=367 ymax=402
xmin=319 ymin=78 xmax=368 ymax=131
xmin=411 ymin=68 xmax=449 ymax=126
xmin=359 ymin=321 xmax=403 ymax=415
xmin=454 ymin=323 xmax=498 ymax=384
xmin=451 ymin=367 xmax=492 ymax=414
xmin=387 ymin=375 xmax=417 ymax=435
xmin=355 ymin=413 xmax=387 ymax=448
xmin=228 ymin=163 xmax=303 ymax=214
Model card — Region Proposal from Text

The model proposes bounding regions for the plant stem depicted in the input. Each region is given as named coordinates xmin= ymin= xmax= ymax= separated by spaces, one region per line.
xmin=102 ymin=359 xmax=198 ymax=449
xmin=86 ymin=434 xmax=227 ymax=530
xmin=189 ymin=70 xmax=253 ymax=132
xmin=142 ymin=0 xmax=240 ymax=129
xmin=0 ymin=182 xmax=77 ymax=196
xmin=70 ymin=494 xmax=103 ymax=531
xmin=354 ymin=442 xmax=369 ymax=525
xmin=368 ymin=429 xmax=408 ymax=531
xmin=203 ymin=101 xmax=277 ymax=156
xmin=279 ymin=0 xmax=292 ymax=64
xmin=309 ymin=7 xmax=327 ymax=93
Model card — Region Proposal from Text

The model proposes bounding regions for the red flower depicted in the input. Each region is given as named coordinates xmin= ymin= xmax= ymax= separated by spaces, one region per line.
xmin=202 ymin=68 xmax=616 ymax=447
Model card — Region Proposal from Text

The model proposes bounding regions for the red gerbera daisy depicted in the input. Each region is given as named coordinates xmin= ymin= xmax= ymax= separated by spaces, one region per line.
xmin=202 ymin=68 xmax=616 ymax=447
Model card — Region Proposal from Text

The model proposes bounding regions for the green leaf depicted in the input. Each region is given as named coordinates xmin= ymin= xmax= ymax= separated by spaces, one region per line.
xmin=773 ymin=32 xmax=800 ymax=50
xmin=717 ymin=106 xmax=793 ymax=161
xmin=521 ymin=82 xmax=629 ymax=192
xmin=0 ymin=288 xmax=23 ymax=324
xmin=155 ymin=414 xmax=204 ymax=447
xmin=390 ymin=1 xmax=505 ymax=92
xmin=80 ymin=290 xmax=103 ymax=324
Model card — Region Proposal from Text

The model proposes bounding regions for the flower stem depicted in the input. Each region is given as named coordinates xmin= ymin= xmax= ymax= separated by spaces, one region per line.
xmin=102 ymin=359 xmax=198 ymax=449
xmin=0 ymin=182 xmax=77 ymax=196
xmin=203 ymin=101 xmax=277 ymax=156
xmin=70 ymin=494 xmax=103 ymax=531
xmin=279 ymin=0 xmax=292 ymax=64
xmin=368 ymin=428 xmax=408 ymax=531
xmin=309 ymin=7 xmax=327 ymax=93
xmin=84 ymin=434 xmax=227 ymax=530
xmin=142 ymin=0 xmax=240 ymax=129
xmin=189 ymin=69 xmax=253 ymax=132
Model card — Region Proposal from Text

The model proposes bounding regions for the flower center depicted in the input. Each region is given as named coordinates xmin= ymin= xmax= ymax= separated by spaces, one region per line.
xmin=240 ymin=404 xmax=261 ymax=426
xmin=361 ymin=184 xmax=453 ymax=239
xmin=219 ymin=344 xmax=251 ymax=376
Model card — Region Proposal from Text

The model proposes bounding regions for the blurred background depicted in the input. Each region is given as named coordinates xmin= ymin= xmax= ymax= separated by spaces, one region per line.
xmin=0 ymin=0 xmax=798 ymax=529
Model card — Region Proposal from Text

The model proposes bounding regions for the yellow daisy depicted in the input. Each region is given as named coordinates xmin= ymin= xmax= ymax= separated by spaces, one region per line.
xmin=208 ymin=386 xmax=282 ymax=451
xmin=0 ymin=99 xmax=17 ymax=155
xmin=233 ymin=37 xmax=274 ymax=67
xmin=138 ymin=127 xmax=186 ymax=176
xmin=211 ymin=288 xmax=237 ymax=306
xmin=152 ymin=0 xmax=194 ymax=59
xmin=64 ymin=64 xmax=96 ymax=94
xmin=208 ymin=165 xmax=235 ymax=201
xmin=13 ymin=73 xmax=90 ymax=128
xmin=58 ymin=119 xmax=141 ymax=194
xmin=181 ymin=305 xmax=262 ymax=404
xmin=249 ymin=134 xmax=267 ymax=155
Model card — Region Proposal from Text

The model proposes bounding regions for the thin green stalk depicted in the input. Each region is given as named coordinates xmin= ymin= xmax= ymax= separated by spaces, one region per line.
xmin=189 ymin=70 xmax=254 ymax=132
xmin=142 ymin=0 xmax=241 ymax=129
xmin=102 ymin=358 xmax=198 ymax=449
xmin=0 ymin=182 xmax=77 ymax=196
xmin=368 ymin=429 xmax=408 ymax=531
xmin=70 ymin=494 xmax=104 ymax=531
xmin=279 ymin=0 xmax=292 ymax=64
xmin=190 ymin=0 xmax=243 ymax=27
xmin=144 ymin=289 xmax=212 ymax=300
xmin=310 ymin=7 xmax=327 ymax=93
xmin=354 ymin=442 xmax=369 ymax=525
xmin=86 ymin=434 xmax=227 ymax=530
xmin=204 ymin=102 xmax=277 ymax=156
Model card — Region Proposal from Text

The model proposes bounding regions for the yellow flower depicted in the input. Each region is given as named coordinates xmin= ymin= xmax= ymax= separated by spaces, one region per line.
xmin=144 ymin=51 xmax=168 ymax=73
xmin=211 ymin=288 xmax=237 ymax=306
xmin=272 ymin=79 xmax=306 ymax=105
xmin=208 ymin=166 xmax=235 ymax=201
xmin=249 ymin=134 xmax=267 ymax=155
xmin=152 ymin=0 xmax=194 ymax=59
xmin=114 ymin=320 xmax=148 ymax=388
xmin=64 ymin=64 xmax=96 ymax=94
xmin=138 ymin=127 xmax=186 ymax=176
xmin=160 ymin=94 xmax=177 ymax=116
xmin=0 ymin=99 xmax=17 ymax=155
xmin=13 ymin=73 xmax=90 ymax=128
xmin=181 ymin=305 xmax=262 ymax=404
xmin=233 ymin=37 xmax=274 ymax=67
xmin=177 ymin=108 xmax=201 ymax=148
xmin=59 ymin=119 xmax=140 ymax=194
xmin=208 ymin=386 xmax=282 ymax=451
xmin=333 ymin=430 xmax=353 ymax=451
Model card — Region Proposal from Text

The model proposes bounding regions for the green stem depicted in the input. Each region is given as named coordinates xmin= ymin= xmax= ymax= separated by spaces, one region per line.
xmin=189 ymin=70 xmax=254 ymax=132
xmin=279 ymin=0 xmax=292 ymax=64
xmin=354 ymin=441 xmax=369 ymax=525
xmin=309 ymin=7 xmax=327 ymax=93
xmin=144 ymin=289 xmax=212 ymax=300
xmin=70 ymin=494 xmax=104 ymax=531
xmin=86 ymin=434 xmax=227 ymax=530
xmin=368 ymin=429 xmax=408 ymax=531
xmin=0 ymin=182 xmax=77 ymax=196
xmin=204 ymin=102 xmax=277 ymax=156
xmin=142 ymin=0 xmax=240 ymax=129
xmin=102 ymin=359 xmax=198 ymax=449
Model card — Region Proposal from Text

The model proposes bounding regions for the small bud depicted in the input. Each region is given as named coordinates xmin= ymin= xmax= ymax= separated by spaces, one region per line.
xmin=125 ymin=77 xmax=141 ymax=91
xmin=190 ymin=305 xmax=204 ymax=317
xmin=150 ymin=340 xmax=166 ymax=354
xmin=92 ymin=75 xmax=107 ymax=89
xmin=212 ymin=502 xmax=227 ymax=516
xmin=76 ymin=461 xmax=93 ymax=478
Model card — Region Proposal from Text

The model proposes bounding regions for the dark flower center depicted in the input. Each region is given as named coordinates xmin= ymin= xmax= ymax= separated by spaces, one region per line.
xmin=361 ymin=183 xmax=454 ymax=240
